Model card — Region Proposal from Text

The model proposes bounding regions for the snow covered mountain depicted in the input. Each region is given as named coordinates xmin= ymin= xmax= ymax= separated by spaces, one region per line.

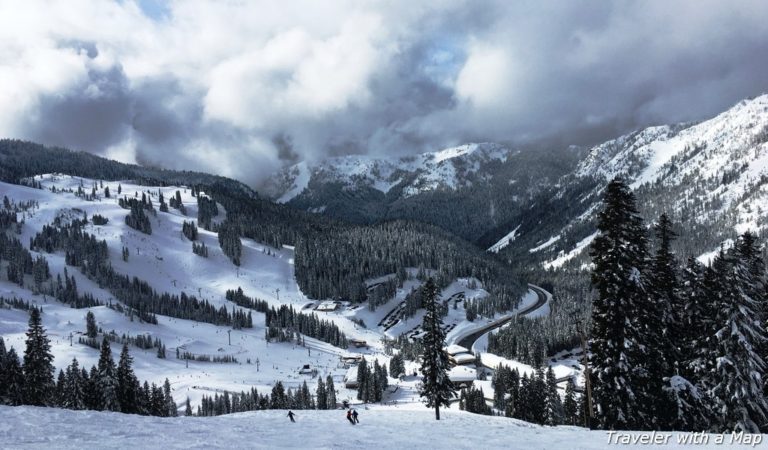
xmin=264 ymin=143 xmax=580 ymax=241
xmin=489 ymin=94 xmax=768 ymax=268
xmin=266 ymin=143 xmax=512 ymax=203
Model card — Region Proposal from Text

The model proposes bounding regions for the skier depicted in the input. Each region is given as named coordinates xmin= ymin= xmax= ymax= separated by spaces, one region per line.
xmin=346 ymin=409 xmax=355 ymax=425
xmin=352 ymin=409 xmax=359 ymax=423
xmin=287 ymin=410 xmax=296 ymax=423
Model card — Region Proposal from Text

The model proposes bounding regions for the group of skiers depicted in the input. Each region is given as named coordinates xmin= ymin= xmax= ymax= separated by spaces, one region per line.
xmin=286 ymin=408 xmax=360 ymax=425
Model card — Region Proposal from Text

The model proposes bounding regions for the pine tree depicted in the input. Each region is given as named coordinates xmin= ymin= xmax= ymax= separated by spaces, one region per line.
xmin=563 ymin=378 xmax=579 ymax=426
xmin=418 ymin=277 xmax=455 ymax=420
xmin=4 ymin=348 xmax=24 ymax=405
xmin=389 ymin=353 xmax=405 ymax=378
xmin=545 ymin=366 xmax=564 ymax=425
xmin=117 ymin=344 xmax=139 ymax=414
xmin=164 ymin=378 xmax=177 ymax=416
xmin=326 ymin=375 xmax=337 ymax=409
xmin=97 ymin=338 xmax=120 ymax=411
xmin=63 ymin=358 xmax=86 ymax=410
xmin=316 ymin=377 xmax=327 ymax=410
xmin=357 ymin=357 xmax=369 ymax=402
xmin=708 ymin=233 xmax=768 ymax=432
xmin=0 ymin=337 xmax=6 ymax=402
xmin=86 ymin=311 xmax=98 ymax=338
xmin=55 ymin=369 xmax=66 ymax=406
xmin=22 ymin=307 xmax=55 ymax=406
xmin=643 ymin=213 xmax=680 ymax=429
xmin=271 ymin=381 xmax=286 ymax=409
xmin=589 ymin=178 xmax=648 ymax=430
xmin=185 ymin=397 xmax=193 ymax=416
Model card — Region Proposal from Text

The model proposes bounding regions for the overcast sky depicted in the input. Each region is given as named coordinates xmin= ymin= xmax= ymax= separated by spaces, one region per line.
xmin=1 ymin=0 xmax=767 ymax=185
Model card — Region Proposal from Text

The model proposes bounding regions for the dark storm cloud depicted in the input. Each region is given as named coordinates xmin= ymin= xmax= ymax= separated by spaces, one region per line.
xmin=21 ymin=64 xmax=132 ymax=153
xmin=4 ymin=0 xmax=768 ymax=183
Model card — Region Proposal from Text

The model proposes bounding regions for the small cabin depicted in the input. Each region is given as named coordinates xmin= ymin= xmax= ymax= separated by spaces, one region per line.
xmin=444 ymin=344 xmax=469 ymax=356
xmin=448 ymin=352 xmax=476 ymax=366
xmin=350 ymin=339 xmax=367 ymax=348
xmin=298 ymin=364 xmax=313 ymax=374
xmin=316 ymin=301 xmax=339 ymax=312
xmin=448 ymin=365 xmax=477 ymax=389
xmin=341 ymin=354 xmax=363 ymax=367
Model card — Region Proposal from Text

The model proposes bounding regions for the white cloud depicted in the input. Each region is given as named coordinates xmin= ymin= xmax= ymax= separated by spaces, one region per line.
xmin=0 ymin=0 xmax=766 ymax=184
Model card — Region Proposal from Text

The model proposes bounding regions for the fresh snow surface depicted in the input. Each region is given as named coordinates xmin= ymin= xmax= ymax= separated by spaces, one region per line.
xmin=529 ymin=235 xmax=561 ymax=253
xmin=272 ymin=142 xmax=511 ymax=200
xmin=487 ymin=225 xmax=520 ymax=253
xmin=1 ymin=406 xmax=761 ymax=450
xmin=276 ymin=161 xmax=310 ymax=203
xmin=543 ymin=232 xmax=597 ymax=269
xmin=1 ymin=176 xmax=546 ymax=416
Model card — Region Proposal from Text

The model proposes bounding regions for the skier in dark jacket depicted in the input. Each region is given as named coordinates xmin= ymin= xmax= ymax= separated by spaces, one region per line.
xmin=352 ymin=409 xmax=359 ymax=423
xmin=287 ymin=411 xmax=296 ymax=422
xmin=346 ymin=409 xmax=355 ymax=425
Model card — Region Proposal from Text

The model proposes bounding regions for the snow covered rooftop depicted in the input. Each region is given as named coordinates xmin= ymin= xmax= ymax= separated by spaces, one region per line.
xmin=444 ymin=344 xmax=469 ymax=355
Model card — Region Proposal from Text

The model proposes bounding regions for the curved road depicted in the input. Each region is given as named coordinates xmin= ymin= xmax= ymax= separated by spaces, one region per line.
xmin=456 ymin=284 xmax=549 ymax=351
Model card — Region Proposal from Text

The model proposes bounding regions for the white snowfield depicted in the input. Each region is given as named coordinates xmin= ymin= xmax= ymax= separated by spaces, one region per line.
xmin=2 ymin=406 xmax=763 ymax=450
xmin=0 ymin=174 xmax=546 ymax=413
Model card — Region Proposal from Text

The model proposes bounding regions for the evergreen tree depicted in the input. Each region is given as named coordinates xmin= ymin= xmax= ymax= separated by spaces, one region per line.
xmin=418 ymin=277 xmax=455 ymax=420
xmin=22 ymin=307 xmax=55 ymax=406
xmin=164 ymin=378 xmax=177 ymax=416
xmin=389 ymin=353 xmax=405 ymax=378
xmin=117 ymin=344 xmax=139 ymax=414
xmin=326 ymin=375 xmax=337 ymax=409
xmin=545 ymin=366 xmax=564 ymax=426
xmin=86 ymin=311 xmax=98 ymax=338
xmin=4 ymin=348 xmax=24 ymax=405
xmin=316 ymin=377 xmax=327 ymax=410
xmin=709 ymin=233 xmax=768 ymax=432
xmin=643 ymin=214 xmax=680 ymax=429
xmin=185 ymin=397 xmax=193 ymax=416
xmin=96 ymin=338 xmax=120 ymax=411
xmin=271 ymin=381 xmax=286 ymax=409
xmin=62 ymin=358 xmax=86 ymax=410
xmin=55 ymin=369 xmax=66 ymax=406
xmin=563 ymin=378 xmax=579 ymax=426
xmin=357 ymin=357 xmax=370 ymax=402
xmin=589 ymin=178 xmax=648 ymax=430
xmin=0 ymin=337 xmax=6 ymax=401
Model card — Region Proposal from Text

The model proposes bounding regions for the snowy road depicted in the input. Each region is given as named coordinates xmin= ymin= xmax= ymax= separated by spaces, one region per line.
xmin=455 ymin=284 xmax=549 ymax=351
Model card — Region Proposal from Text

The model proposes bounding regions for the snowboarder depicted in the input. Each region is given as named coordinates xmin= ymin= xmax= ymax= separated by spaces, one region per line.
xmin=346 ymin=409 xmax=355 ymax=425
xmin=352 ymin=409 xmax=359 ymax=423
xmin=287 ymin=411 xmax=296 ymax=423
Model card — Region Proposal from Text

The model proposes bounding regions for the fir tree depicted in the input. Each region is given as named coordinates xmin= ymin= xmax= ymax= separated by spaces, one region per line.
xmin=97 ymin=338 xmax=120 ymax=411
xmin=185 ymin=397 xmax=193 ymax=416
xmin=326 ymin=375 xmax=337 ymax=409
xmin=545 ymin=366 xmax=564 ymax=426
xmin=709 ymin=233 xmax=768 ymax=432
xmin=164 ymin=378 xmax=177 ymax=416
xmin=589 ymin=178 xmax=648 ymax=430
xmin=563 ymin=378 xmax=579 ymax=426
xmin=316 ymin=377 xmax=327 ymax=410
xmin=22 ymin=307 xmax=55 ymax=406
xmin=86 ymin=311 xmax=98 ymax=338
xmin=389 ymin=353 xmax=405 ymax=378
xmin=117 ymin=344 xmax=139 ymax=414
xmin=63 ymin=358 xmax=86 ymax=410
xmin=4 ymin=348 xmax=24 ymax=405
xmin=357 ymin=357 xmax=370 ymax=402
xmin=418 ymin=277 xmax=455 ymax=420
